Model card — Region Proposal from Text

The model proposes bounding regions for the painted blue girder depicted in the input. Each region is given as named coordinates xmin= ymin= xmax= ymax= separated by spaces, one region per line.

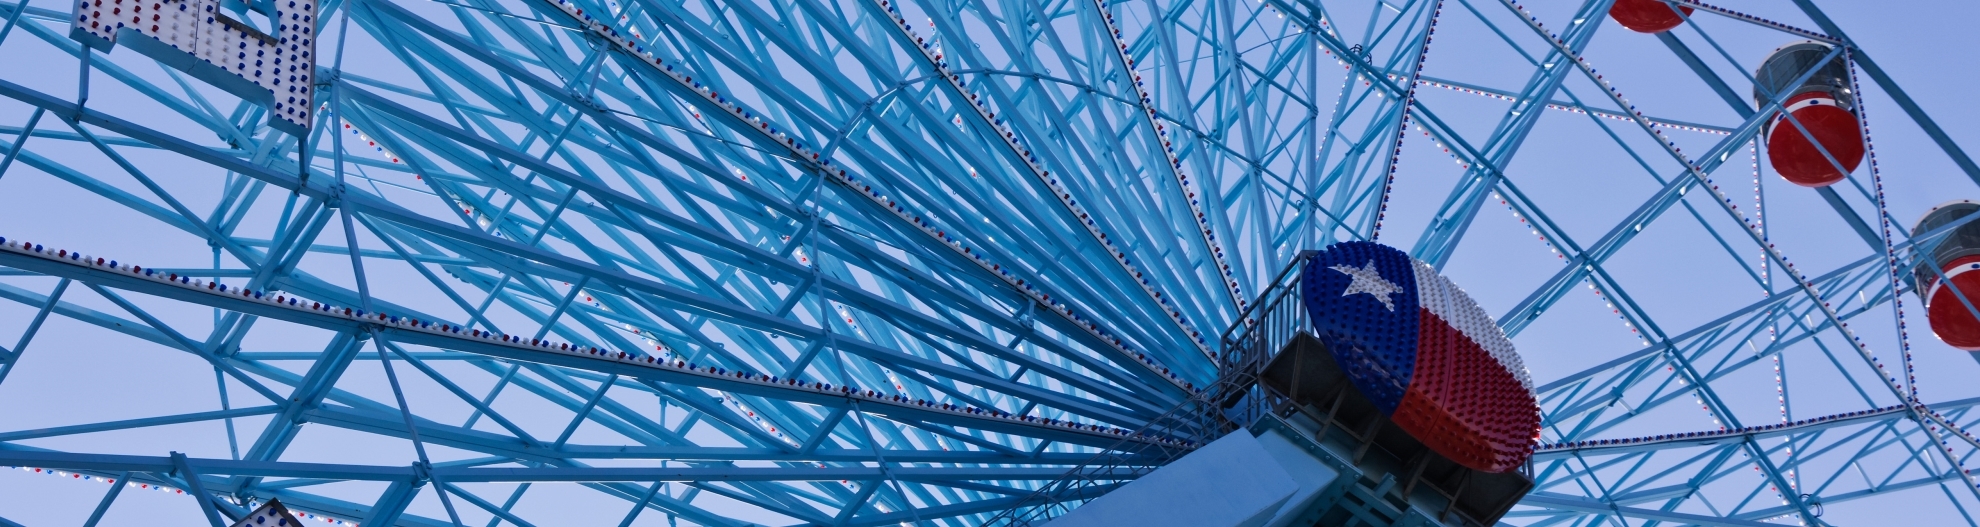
xmin=0 ymin=0 xmax=1976 ymax=525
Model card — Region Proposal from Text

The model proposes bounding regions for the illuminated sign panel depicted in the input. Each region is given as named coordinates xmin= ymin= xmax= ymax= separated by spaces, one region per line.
xmin=71 ymin=0 xmax=317 ymax=134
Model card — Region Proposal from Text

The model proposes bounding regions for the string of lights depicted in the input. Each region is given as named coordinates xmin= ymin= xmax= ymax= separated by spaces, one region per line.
xmin=1403 ymin=75 xmax=1733 ymax=136
xmin=868 ymin=0 xmax=1220 ymax=361
xmin=1090 ymin=0 xmax=1252 ymax=315
xmin=4 ymin=467 xmax=361 ymax=526
xmin=1369 ymin=0 xmax=1445 ymax=241
xmin=1492 ymin=2 xmax=1814 ymax=511
xmin=540 ymin=0 xmax=1203 ymax=395
xmin=1752 ymin=136 xmax=1801 ymax=493
xmin=1847 ymin=48 xmax=1980 ymax=491
xmin=0 ymin=237 xmax=1188 ymax=446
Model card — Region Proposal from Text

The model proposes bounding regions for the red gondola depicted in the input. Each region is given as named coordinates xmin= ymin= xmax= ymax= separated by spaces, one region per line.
xmin=1755 ymin=41 xmax=1864 ymax=187
xmin=1608 ymin=0 xmax=1692 ymax=33
xmin=1916 ymin=200 xmax=1980 ymax=350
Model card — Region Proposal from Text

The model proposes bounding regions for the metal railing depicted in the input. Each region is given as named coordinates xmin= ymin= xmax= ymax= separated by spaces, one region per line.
xmin=1221 ymin=250 xmax=1318 ymax=373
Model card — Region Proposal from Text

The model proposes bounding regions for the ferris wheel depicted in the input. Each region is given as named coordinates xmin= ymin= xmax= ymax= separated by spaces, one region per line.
xmin=0 ymin=0 xmax=1976 ymax=524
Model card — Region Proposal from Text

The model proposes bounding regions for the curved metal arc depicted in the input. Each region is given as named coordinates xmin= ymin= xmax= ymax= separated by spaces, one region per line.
xmin=0 ymin=0 xmax=1973 ymax=524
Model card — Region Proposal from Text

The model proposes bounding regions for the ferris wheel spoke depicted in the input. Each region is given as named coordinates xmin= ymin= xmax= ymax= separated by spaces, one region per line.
xmin=487 ymin=0 xmax=1219 ymax=392
xmin=854 ymin=0 xmax=1226 ymax=360
xmin=1538 ymin=252 xmax=1885 ymax=395
xmin=1539 ymin=251 xmax=1912 ymax=438
xmin=1785 ymin=3 xmax=1980 ymax=190
xmin=1409 ymin=5 xmax=1607 ymax=267
xmin=817 ymin=216 xmax=1189 ymax=396
xmin=0 ymin=448 xmax=1099 ymax=524
xmin=918 ymin=0 xmax=1240 ymax=329
xmin=0 ymin=3 xmax=1203 ymax=515
xmin=1652 ymin=32 xmax=1893 ymax=256
xmin=550 ymin=28 xmax=1164 ymax=370
xmin=2 ymin=0 xmax=1973 ymax=523
xmin=1544 ymin=227 xmax=1932 ymax=431
xmin=322 ymin=191 xmax=1132 ymax=418
xmin=1526 ymin=405 xmax=1980 ymax=522
xmin=0 ymin=238 xmax=1174 ymax=448
xmin=1498 ymin=114 xmax=1774 ymax=336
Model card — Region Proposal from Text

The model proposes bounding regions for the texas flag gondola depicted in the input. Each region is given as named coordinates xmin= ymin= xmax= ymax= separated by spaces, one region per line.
xmin=1301 ymin=241 xmax=1540 ymax=473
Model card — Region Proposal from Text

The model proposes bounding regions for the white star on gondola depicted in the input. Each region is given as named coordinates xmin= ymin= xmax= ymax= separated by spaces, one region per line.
xmin=1332 ymin=260 xmax=1400 ymax=311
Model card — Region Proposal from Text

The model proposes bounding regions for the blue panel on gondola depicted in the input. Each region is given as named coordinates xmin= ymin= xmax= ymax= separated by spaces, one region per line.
xmin=1301 ymin=241 xmax=1420 ymax=414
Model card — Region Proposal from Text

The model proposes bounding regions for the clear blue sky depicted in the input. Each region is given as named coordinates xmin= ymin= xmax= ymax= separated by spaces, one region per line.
xmin=2 ymin=0 xmax=1979 ymax=525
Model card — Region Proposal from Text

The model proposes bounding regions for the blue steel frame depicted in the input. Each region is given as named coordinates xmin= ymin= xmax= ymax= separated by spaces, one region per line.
xmin=0 ymin=0 xmax=1975 ymax=525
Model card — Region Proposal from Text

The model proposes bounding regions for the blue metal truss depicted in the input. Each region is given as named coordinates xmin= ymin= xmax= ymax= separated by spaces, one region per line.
xmin=0 ymin=0 xmax=1976 ymax=525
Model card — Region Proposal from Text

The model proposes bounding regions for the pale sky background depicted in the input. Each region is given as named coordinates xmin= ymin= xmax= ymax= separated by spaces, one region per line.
xmin=2 ymin=0 xmax=1979 ymax=525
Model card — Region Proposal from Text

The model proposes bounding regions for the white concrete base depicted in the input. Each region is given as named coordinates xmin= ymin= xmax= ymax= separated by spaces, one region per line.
xmin=1046 ymin=430 xmax=1300 ymax=527
xmin=1257 ymin=426 xmax=1343 ymax=527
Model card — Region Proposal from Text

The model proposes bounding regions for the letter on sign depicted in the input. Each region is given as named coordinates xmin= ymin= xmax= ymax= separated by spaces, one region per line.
xmin=71 ymin=0 xmax=318 ymax=135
